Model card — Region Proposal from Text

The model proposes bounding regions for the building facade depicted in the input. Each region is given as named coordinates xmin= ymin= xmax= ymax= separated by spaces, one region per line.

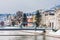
xmin=41 ymin=10 xmax=56 ymax=28
xmin=54 ymin=9 xmax=60 ymax=29
xmin=40 ymin=9 xmax=60 ymax=30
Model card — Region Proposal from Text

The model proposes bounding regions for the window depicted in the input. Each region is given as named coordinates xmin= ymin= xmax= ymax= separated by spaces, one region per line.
xmin=52 ymin=22 xmax=54 ymax=27
xmin=49 ymin=22 xmax=54 ymax=27
xmin=45 ymin=14 xmax=48 ymax=16
xmin=49 ymin=13 xmax=54 ymax=15
xmin=49 ymin=23 xmax=51 ymax=27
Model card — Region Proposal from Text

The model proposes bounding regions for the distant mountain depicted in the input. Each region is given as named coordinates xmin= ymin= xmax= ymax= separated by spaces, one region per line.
xmin=55 ymin=5 xmax=60 ymax=8
xmin=44 ymin=5 xmax=60 ymax=13
xmin=50 ymin=5 xmax=60 ymax=10
xmin=0 ymin=14 xmax=16 ymax=21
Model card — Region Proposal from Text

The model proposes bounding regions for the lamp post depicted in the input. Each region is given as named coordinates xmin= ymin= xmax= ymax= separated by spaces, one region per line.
xmin=43 ymin=29 xmax=46 ymax=40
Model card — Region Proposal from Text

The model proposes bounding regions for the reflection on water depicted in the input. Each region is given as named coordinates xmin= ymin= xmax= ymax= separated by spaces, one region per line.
xmin=0 ymin=35 xmax=60 ymax=40
xmin=0 ymin=35 xmax=43 ymax=40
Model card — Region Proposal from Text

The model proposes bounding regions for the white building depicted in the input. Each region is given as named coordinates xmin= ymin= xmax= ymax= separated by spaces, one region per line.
xmin=54 ymin=9 xmax=60 ymax=29
xmin=41 ymin=10 xmax=56 ymax=29
xmin=41 ymin=9 xmax=60 ymax=30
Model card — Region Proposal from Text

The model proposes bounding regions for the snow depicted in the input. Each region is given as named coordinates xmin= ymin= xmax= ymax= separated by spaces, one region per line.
xmin=46 ymin=30 xmax=60 ymax=36
xmin=55 ymin=30 xmax=60 ymax=35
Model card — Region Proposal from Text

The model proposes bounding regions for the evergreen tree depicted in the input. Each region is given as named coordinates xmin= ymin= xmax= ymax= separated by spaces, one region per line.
xmin=35 ymin=10 xmax=41 ymax=27
xmin=23 ymin=13 xmax=27 ymax=26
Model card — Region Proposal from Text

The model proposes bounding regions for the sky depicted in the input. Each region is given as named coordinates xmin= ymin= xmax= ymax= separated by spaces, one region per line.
xmin=0 ymin=0 xmax=60 ymax=14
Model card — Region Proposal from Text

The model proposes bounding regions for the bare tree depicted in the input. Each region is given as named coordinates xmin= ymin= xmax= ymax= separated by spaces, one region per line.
xmin=16 ymin=11 xmax=23 ymax=18
xmin=16 ymin=11 xmax=23 ymax=23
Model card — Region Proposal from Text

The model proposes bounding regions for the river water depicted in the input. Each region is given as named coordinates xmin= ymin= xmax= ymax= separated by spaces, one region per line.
xmin=0 ymin=30 xmax=59 ymax=40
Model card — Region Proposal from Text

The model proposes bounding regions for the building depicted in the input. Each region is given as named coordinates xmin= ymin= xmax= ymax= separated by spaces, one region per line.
xmin=54 ymin=9 xmax=60 ymax=29
xmin=24 ymin=12 xmax=36 ymax=27
xmin=40 ymin=9 xmax=60 ymax=30
xmin=41 ymin=10 xmax=56 ymax=28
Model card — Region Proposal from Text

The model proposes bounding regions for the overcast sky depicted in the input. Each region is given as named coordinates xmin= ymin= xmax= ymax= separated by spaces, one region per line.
xmin=0 ymin=0 xmax=60 ymax=14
